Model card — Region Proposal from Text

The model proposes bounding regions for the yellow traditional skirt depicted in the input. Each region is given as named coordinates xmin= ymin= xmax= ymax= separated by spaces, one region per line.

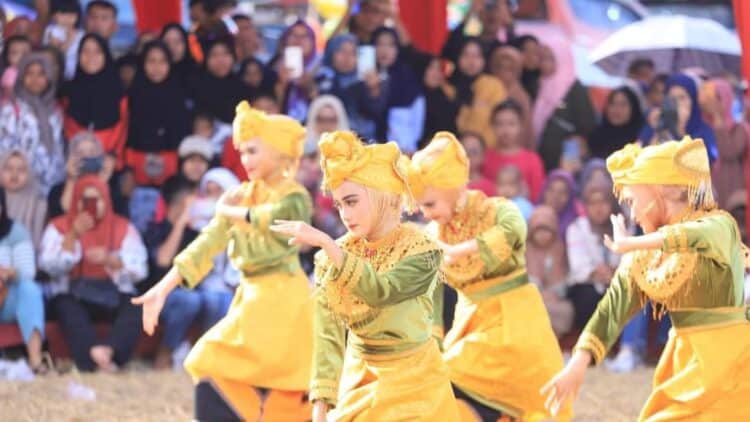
xmin=184 ymin=271 xmax=314 ymax=420
xmin=443 ymin=280 xmax=572 ymax=421
xmin=329 ymin=340 xmax=460 ymax=421
xmin=639 ymin=315 xmax=750 ymax=421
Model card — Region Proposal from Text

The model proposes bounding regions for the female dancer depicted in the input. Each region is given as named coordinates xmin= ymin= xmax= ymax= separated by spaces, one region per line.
xmin=271 ymin=130 xmax=459 ymax=421
xmin=543 ymin=136 xmax=750 ymax=420
xmin=133 ymin=102 xmax=313 ymax=421
xmin=406 ymin=131 xmax=570 ymax=421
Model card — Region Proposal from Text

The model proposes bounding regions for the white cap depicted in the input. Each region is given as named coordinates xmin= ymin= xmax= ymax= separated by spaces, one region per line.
xmin=178 ymin=135 xmax=213 ymax=160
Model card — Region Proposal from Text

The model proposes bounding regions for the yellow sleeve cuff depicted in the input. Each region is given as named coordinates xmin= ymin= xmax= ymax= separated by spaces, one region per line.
xmin=573 ymin=332 xmax=607 ymax=365
xmin=659 ymin=225 xmax=688 ymax=254
xmin=310 ymin=379 xmax=339 ymax=406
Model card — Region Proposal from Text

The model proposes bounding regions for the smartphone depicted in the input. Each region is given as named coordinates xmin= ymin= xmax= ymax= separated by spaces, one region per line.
xmin=284 ymin=46 xmax=304 ymax=79
xmin=562 ymin=138 xmax=580 ymax=162
xmin=357 ymin=45 xmax=376 ymax=78
xmin=82 ymin=197 xmax=98 ymax=217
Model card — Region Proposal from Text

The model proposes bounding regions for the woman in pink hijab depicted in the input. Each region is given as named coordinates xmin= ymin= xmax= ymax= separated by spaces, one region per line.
xmin=532 ymin=40 xmax=596 ymax=171
xmin=705 ymin=77 xmax=749 ymax=209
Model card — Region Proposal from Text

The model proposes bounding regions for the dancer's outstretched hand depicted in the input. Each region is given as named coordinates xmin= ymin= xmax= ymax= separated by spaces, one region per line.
xmin=540 ymin=351 xmax=590 ymax=417
xmin=131 ymin=287 xmax=167 ymax=336
xmin=271 ymin=220 xmax=333 ymax=248
xmin=603 ymin=213 xmax=630 ymax=254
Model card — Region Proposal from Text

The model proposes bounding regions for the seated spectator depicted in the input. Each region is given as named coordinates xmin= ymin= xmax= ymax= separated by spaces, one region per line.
xmin=452 ymin=38 xmax=507 ymax=148
xmin=459 ymin=131 xmax=496 ymax=197
xmin=417 ymin=55 xmax=458 ymax=149
xmin=43 ymin=0 xmax=84 ymax=81
xmin=372 ymin=27 xmax=425 ymax=152
xmin=175 ymin=135 xmax=212 ymax=188
xmin=645 ymin=74 xmax=668 ymax=110
xmin=534 ymin=41 xmax=595 ymax=171
xmin=146 ymin=169 xmax=239 ymax=370
xmin=335 ymin=0 xmax=392 ymax=45
xmin=40 ymin=175 xmax=147 ymax=372
xmin=441 ymin=0 xmax=514 ymax=62
xmin=525 ymin=205 xmax=573 ymax=338
xmin=588 ymin=87 xmax=644 ymax=159
xmin=238 ymin=57 xmax=275 ymax=99
xmin=304 ymin=95 xmax=350 ymax=154
xmin=317 ymin=33 xmax=383 ymax=141
xmin=36 ymin=45 xmax=66 ymax=89
xmin=251 ymin=93 xmax=281 ymax=114
xmin=705 ymin=78 xmax=748 ymax=209
xmin=0 ymin=53 xmax=66 ymax=197
xmin=160 ymin=23 xmax=199 ymax=91
xmin=579 ymin=158 xmax=611 ymax=189
xmin=495 ymin=166 xmax=533 ymax=221
xmin=188 ymin=36 xmax=248 ymax=124
xmin=271 ymin=19 xmax=319 ymax=121
xmin=62 ymin=34 xmax=128 ymax=167
xmin=482 ymin=100 xmax=545 ymax=201
xmin=565 ymin=181 xmax=620 ymax=331
xmin=509 ymin=34 xmax=541 ymax=101
xmin=488 ymin=45 xmax=533 ymax=148
xmin=0 ymin=187 xmax=45 ymax=373
xmin=84 ymin=1 xmax=118 ymax=43
xmin=48 ymin=131 xmax=123 ymax=219
xmin=0 ymin=35 xmax=32 ymax=98
xmin=539 ymin=169 xmax=582 ymax=242
xmin=115 ymin=52 xmax=138 ymax=89
xmin=1 ymin=150 xmax=47 ymax=249
xmin=126 ymin=41 xmax=191 ymax=187
xmin=232 ymin=14 xmax=265 ymax=62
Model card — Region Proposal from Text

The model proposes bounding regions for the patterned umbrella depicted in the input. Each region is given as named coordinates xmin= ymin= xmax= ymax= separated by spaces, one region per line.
xmin=589 ymin=15 xmax=741 ymax=76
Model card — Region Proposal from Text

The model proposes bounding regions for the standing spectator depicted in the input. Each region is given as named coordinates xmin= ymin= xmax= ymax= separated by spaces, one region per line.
xmin=488 ymin=45 xmax=533 ymax=148
xmin=452 ymin=38 xmax=506 ymax=148
xmin=705 ymin=78 xmax=748 ymax=209
xmin=62 ymin=34 xmax=128 ymax=167
xmin=188 ymin=36 xmax=247 ymax=124
xmin=509 ymin=34 xmax=542 ymax=101
xmin=1 ymin=36 xmax=33 ymax=98
xmin=0 ymin=53 xmax=65 ymax=196
xmin=416 ymin=55 xmax=458 ymax=149
xmin=645 ymin=74 xmax=668 ymax=110
xmin=525 ymin=205 xmax=574 ymax=337
xmin=442 ymin=0 xmax=515 ymax=62
xmin=495 ymin=165 xmax=534 ymax=220
xmin=372 ymin=27 xmax=424 ymax=152
xmin=624 ymin=57 xmax=655 ymax=106
xmin=639 ymin=74 xmax=718 ymax=162
xmin=459 ymin=131 xmax=496 ymax=197
xmin=126 ymin=41 xmax=191 ymax=187
xmin=47 ymin=132 xmax=123 ymax=219
xmin=43 ymin=0 xmax=84 ymax=81
xmin=40 ymin=175 xmax=147 ymax=372
xmin=37 ymin=45 xmax=66 ymax=90
xmin=0 ymin=187 xmax=45 ymax=373
xmin=317 ymin=33 xmax=383 ymax=141
xmin=160 ymin=23 xmax=199 ymax=91
xmin=539 ymin=169 xmax=581 ymax=242
xmin=579 ymin=158 xmax=611 ymax=190
xmin=84 ymin=1 xmax=118 ymax=43
xmin=482 ymin=100 xmax=545 ymax=201
xmin=588 ymin=87 xmax=644 ymax=159
xmin=0 ymin=150 xmax=47 ymax=249
xmin=232 ymin=14 xmax=265 ymax=62
xmin=335 ymin=0 xmax=391 ymax=45
xmin=272 ymin=19 xmax=319 ymax=121
xmin=534 ymin=42 xmax=596 ymax=171
xmin=565 ymin=181 xmax=620 ymax=331
xmin=147 ymin=169 xmax=239 ymax=370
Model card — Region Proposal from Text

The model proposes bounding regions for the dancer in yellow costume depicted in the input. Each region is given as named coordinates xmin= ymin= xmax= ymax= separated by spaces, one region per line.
xmin=406 ymin=132 xmax=571 ymax=422
xmin=270 ymin=131 xmax=460 ymax=422
xmin=133 ymin=102 xmax=314 ymax=421
xmin=543 ymin=136 xmax=750 ymax=420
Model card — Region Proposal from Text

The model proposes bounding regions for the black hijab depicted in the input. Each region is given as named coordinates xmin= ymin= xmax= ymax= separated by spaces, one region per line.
xmin=64 ymin=33 xmax=124 ymax=129
xmin=127 ymin=41 xmax=191 ymax=152
xmin=238 ymin=56 xmax=276 ymax=99
xmin=160 ymin=23 xmax=198 ymax=84
xmin=448 ymin=37 xmax=484 ymax=106
xmin=0 ymin=188 xmax=12 ymax=240
xmin=588 ymin=87 xmax=644 ymax=159
xmin=188 ymin=36 xmax=248 ymax=123
xmin=510 ymin=34 xmax=542 ymax=101
xmin=372 ymin=27 xmax=422 ymax=108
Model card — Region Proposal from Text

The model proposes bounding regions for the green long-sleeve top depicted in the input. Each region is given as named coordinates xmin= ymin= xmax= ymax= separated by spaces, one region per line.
xmin=428 ymin=190 xmax=528 ymax=294
xmin=310 ymin=224 xmax=443 ymax=406
xmin=173 ymin=180 xmax=312 ymax=287
xmin=575 ymin=211 xmax=747 ymax=364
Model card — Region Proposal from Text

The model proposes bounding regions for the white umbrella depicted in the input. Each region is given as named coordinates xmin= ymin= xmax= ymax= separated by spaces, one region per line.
xmin=589 ymin=15 xmax=742 ymax=76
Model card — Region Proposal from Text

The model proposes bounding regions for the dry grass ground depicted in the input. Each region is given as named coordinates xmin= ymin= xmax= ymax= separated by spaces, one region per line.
xmin=0 ymin=365 xmax=652 ymax=421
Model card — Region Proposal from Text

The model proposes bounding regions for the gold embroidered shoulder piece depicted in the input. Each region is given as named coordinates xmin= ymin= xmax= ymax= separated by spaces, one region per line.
xmin=624 ymin=249 xmax=699 ymax=314
xmin=315 ymin=224 xmax=440 ymax=328
xmin=438 ymin=191 xmax=500 ymax=289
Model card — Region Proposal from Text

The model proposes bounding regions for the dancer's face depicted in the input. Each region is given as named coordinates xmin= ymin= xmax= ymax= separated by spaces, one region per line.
xmin=621 ymin=185 xmax=663 ymax=233
xmin=417 ymin=187 xmax=459 ymax=225
xmin=332 ymin=181 xmax=373 ymax=238
xmin=239 ymin=139 xmax=283 ymax=181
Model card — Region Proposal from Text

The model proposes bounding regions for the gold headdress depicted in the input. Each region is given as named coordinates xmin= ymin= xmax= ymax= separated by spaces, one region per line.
xmin=606 ymin=136 xmax=715 ymax=209
xmin=232 ymin=101 xmax=306 ymax=159
xmin=406 ymin=131 xmax=470 ymax=200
